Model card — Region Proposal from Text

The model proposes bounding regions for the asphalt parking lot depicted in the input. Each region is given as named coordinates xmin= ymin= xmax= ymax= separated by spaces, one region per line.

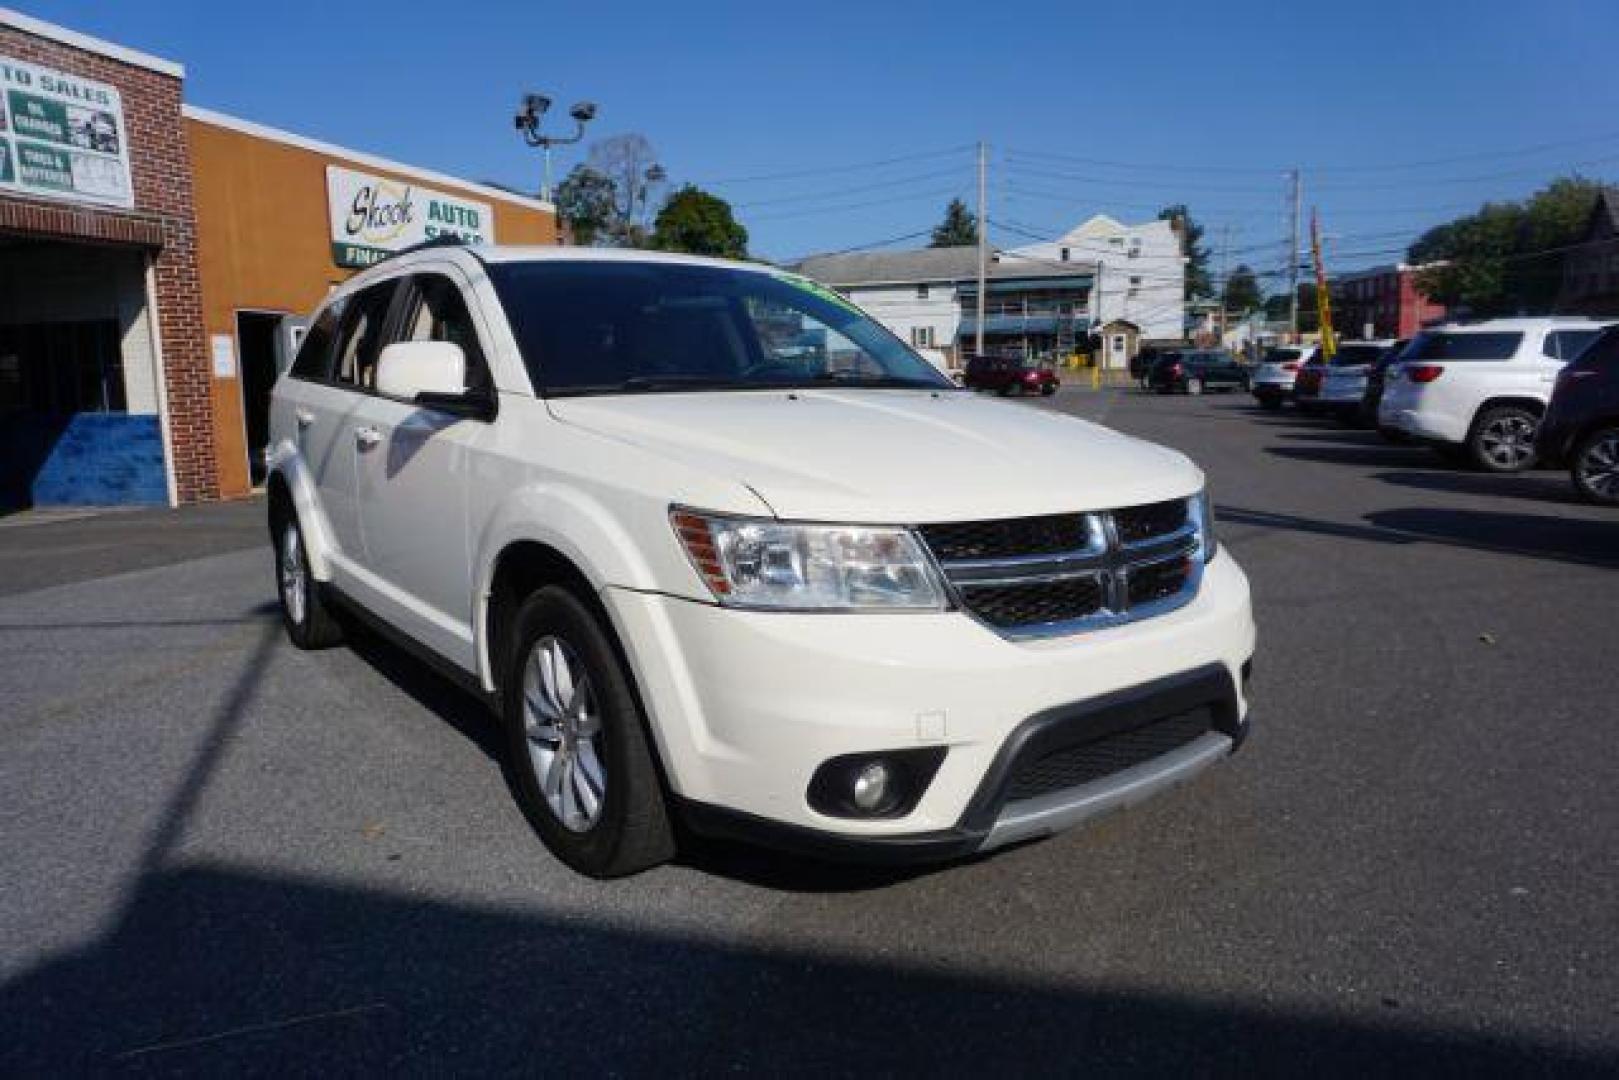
xmin=2 ymin=388 xmax=1616 ymax=1076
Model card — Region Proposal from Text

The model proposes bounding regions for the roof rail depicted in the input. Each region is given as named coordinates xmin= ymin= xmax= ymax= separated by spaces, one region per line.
xmin=375 ymin=234 xmax=476 ymax=263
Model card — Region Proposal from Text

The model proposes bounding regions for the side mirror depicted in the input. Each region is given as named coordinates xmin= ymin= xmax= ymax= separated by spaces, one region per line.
xmin=375 ymin=341 xmax=494 ymax=420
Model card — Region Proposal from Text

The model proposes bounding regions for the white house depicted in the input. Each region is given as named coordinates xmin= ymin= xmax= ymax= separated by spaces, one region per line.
xmin=1008 ymin=214 xmax=1186 ymax=369
xmin=794 ymin=247 xmax=1095 ymax=362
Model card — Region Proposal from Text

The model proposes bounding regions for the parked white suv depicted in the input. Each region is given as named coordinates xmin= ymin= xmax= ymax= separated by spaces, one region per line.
xmin=267 ymin=245 xmax=1256 ymax=877
xmin=1379 ymin=317 xmax=1612 ymax=471
xmin=1250 ymin=344 xmax=1318 ymax=410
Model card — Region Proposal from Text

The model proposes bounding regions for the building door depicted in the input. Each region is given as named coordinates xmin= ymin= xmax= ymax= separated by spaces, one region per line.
xmin=235 ymin=311 xmax=287 ymax=486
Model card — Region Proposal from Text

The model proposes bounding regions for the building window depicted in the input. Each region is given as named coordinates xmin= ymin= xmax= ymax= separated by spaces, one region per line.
xmin=911 ymin=326 xmax=935 ymax=348
xmin=1129 ymin=276 xmax=1142 ymax=286
xmin=917 ymin=284 xmax=929 ymax=300
xmin=1060 ymin=247 xmax=1070 ymax=262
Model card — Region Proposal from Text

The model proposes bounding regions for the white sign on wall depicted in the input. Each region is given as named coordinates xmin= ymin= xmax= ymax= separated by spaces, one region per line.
xmin=0 ymin=54 xmax=135 ymax=208
xmin=325 ymin=165 xmax=494 ymax=268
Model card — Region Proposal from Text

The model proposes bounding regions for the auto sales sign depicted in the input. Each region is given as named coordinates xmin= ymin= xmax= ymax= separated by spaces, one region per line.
xmin=0 ymin=55 xmax=134 ymax=208
xmin=326 ymin=165 xmax=495 ymax=268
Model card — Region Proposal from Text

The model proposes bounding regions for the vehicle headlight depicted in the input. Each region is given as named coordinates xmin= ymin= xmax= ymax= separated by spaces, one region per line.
xmin=1190 ymin=489 xmax=1218 ymax=563
xmin=671 ymin=509 xmax=947 ymax=610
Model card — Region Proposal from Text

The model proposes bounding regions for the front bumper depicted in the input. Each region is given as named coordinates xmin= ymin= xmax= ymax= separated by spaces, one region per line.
xmin=603 ymin=551 xmax=1255 ymax=859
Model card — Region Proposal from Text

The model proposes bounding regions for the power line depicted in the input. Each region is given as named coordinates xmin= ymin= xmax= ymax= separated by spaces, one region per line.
xmin=786 ymin=227 xmax=937 ymax=264
xmin=735 ymin=165 xmax=968 ymax=209
xmin=746 ymin=184 xmax=968 ymax=222
xmin=695 ymin=145 xmax=974 ymax=185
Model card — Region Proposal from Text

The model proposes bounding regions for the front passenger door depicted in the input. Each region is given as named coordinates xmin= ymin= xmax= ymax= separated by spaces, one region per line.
xmin=352 ymin=270 xmax=496 ymax=671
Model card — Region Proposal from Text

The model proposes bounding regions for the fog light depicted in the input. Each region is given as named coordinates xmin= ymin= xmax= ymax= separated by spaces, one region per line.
xmin=851 ymin=761 xmax=891 ymax=812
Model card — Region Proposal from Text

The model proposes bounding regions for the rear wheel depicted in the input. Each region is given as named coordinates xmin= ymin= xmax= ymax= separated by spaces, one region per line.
xmin=1469 ymin=405 xmax=1540 ymax=472
xmin=1040 ymin=382 xmax=1057 ymax=397
xmin=1258 ymin=396 xmax=1283 ymax=411
xmin=1571 ymin=425 xmax=1619 ymax=505
xmin=502 ymin=586 xmax=674 ymax=878
xmin=274 ymin=512 xmax=344 ymax=649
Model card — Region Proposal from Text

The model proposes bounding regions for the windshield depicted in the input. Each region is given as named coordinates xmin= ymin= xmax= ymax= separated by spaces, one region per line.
xmin=1329 ymin=344 xmax=1387 ymax=366
xmin=487 ymin=261 xmax=952 ymax=395
xmin=1403 ymin=331 xmax=1523 ymax=361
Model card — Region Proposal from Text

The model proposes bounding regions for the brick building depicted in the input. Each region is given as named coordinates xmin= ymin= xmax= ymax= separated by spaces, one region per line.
xmin=0 ymin=9 xmax=557 ymax=509
xmin=1330 ymin=263 xmax=1447 ymax=341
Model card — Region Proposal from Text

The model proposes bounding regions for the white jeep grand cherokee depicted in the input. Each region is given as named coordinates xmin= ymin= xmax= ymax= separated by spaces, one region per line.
xmin=267 ymin=245 xmax=1256 ymax=878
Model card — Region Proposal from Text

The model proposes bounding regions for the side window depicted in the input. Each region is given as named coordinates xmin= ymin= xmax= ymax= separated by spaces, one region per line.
xmin=333 ymin=281 xmax=399 ymax=390
xmin=288 ymin=302 xmax=341 ymax=381
xmin=399 ymin=274 xmax=492 ymax=393
xmin=1545 ymin=328 xmax=1602 ymax=361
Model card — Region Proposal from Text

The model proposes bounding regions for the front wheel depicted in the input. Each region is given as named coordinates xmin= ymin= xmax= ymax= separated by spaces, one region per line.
xmin=1040 ymin=383 xmax=1057 ymax=397
xmin=1571 ymin=425 xmax=1619 ymax=504
xmin=1469 ymin=405 xmax=1540 ymax=472
xmin=275 ymin=512 xmax=344 ymax=649
xmin=503 ymin=586 xmax=675 ymax=878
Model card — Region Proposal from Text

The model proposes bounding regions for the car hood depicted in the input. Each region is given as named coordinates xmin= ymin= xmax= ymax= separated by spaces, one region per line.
xmin=547 ymin=389 xmax=1202 ymax=522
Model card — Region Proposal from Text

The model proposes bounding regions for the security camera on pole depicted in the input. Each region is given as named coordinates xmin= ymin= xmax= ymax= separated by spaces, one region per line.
xmin=514 ymin=93 xmax=598 ymax=203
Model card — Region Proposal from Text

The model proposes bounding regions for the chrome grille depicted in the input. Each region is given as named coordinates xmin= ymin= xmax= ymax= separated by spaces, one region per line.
xmin=921 ymin=500 xmax=1203 ymax=638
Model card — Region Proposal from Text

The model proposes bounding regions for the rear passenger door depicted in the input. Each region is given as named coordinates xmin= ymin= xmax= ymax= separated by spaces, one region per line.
xmin=290 ymin=279 xmax=399 ymax=563
xmin=351 ymin=268 xmax=496 ymax=670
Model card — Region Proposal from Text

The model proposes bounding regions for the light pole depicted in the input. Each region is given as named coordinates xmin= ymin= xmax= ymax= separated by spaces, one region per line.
xmin=514 ymin=93 xmax=597 ymax=203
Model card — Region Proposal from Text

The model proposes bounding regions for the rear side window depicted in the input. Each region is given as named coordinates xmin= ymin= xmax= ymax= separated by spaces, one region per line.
xmin=1543 ymin=328 xmax=1603 ymax=361
xmin=288 ymin=304 xmax=340 ymax=381
xmin=1330 ymin=344 xmax=1385 ymax=366
xmin=333 ymin=281 xmax=399 ymax=390
xmin=1403 ymin=331 xmax=1523 ymax=361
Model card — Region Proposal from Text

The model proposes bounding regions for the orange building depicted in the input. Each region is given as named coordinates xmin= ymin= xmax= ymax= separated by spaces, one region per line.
xmin=0 ymin=9 xmax=556 ymax=510
xmin=186 ymin=107 xmax=558 ymax=499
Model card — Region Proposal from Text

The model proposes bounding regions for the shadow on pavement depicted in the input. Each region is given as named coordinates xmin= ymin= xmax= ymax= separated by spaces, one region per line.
xmin=1221 ymin=505 xmax=1619 ymax=569
xmin=4 ymin=861 xmax=1615 ymax=1076
xmin=1267 ymin=443 xmax=1442 ymax=469
xmin=1372 ymin=469 xmax=1587 ymax=506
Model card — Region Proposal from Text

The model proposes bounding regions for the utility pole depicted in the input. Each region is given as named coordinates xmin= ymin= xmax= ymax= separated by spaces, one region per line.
xmin=1287 ymin=169 xmax=1302 ymax=342
xmin=1218 ymin=223 xmax=1233 ymax=345
xmin=975 ymin=140 xmax=988 ymax=358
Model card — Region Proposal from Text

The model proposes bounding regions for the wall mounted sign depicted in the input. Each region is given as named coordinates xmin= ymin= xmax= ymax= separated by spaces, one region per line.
xmin=0 ymin=54 xmax=134 ymax=208
xmin=325 ymin=165 xmax=494 ymax=268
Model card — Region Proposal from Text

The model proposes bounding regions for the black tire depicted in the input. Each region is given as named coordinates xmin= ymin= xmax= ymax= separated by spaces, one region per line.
xmin=1571 ymin=424 xmax=1619 ymax=505
xmin=273 ymin=510 xmax=344 ymax=649
xmin=996 ymin=383 xmax=1014 ymax=397
xmin=1468 ymin=404 xmax=1540 ymax=473
xmin=502 ymin=585 xmax=675 ymax=878
xmin=1258 ymin=396 xmax=1283 ymax=411
xmin=1040 ymin=383 xmax=1057 ymax=397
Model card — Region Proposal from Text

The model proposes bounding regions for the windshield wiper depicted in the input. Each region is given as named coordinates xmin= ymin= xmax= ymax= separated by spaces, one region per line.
xmin=617 ymin=375 xmax=743 ymax=391
xmin=810 ymin=371 xmax=940 ymax=388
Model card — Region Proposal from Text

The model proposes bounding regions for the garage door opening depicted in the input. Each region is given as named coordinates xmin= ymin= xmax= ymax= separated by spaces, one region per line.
xmin=0 ymin=235 xmax=167 ymax=510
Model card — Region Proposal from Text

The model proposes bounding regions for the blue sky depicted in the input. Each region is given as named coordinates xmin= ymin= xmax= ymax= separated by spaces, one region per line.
xmin=18 ymin=0 xmax=1619 ymax=281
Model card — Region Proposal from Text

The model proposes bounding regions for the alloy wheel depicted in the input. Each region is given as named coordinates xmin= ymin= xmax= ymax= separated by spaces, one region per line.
xmin=522 ymin=635 xmax=606 ymax=832
xmin=1479 ymin=413 xmax=1537 ymax=469
xmin=279 ymin=524 xmax=306 ymax=626
xmin=1576 ymin=430 xmax=1619 ymax=501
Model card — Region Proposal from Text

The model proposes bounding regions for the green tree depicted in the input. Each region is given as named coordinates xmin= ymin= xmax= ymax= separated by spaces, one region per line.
xmin=1223 ymin=264 xmax=1262 ymax=314
xmin=555 ymin=165 xmax=617 ymax=246
xmin=1159 ymin=204 xmax=1210 ymax=300
xmin=929 ymin=198 xmax=977 ymax=247
xmin=652 ymin=184 xmax=749 ymax=258
xmin=1409 ymin=176 xmax=1604 ymax=316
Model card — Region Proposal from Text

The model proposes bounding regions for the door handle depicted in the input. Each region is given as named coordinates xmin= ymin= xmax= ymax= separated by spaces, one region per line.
xmin=355 ymin=426 xmax=382 ymax=450
xmin=295 ymin=408 xmax=315 ymax=429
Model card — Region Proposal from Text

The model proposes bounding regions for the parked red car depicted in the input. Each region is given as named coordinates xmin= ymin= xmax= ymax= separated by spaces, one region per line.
xmin=962 ymin=355 xmax=1060 ymax=396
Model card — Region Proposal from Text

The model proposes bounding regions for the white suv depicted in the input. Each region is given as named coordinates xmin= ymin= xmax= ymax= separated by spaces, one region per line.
xmin=1379 ymin=317 xmax=1612 ymax=471
xmin=267 ymin=245 xmax=1256 ymax=877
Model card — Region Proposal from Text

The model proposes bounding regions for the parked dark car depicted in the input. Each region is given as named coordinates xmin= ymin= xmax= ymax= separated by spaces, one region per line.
xmin=1132 ymin=346 xmax=1181 ymax=387
xmin=1536 ymin=325 xmax=1619 ymax=504
xmin=1148 ymin=350 xmax=1249 ymax=394
xmin=1351 ymin=338 xmax=1410 ymax=428
xmin=962 ymin=354 xmax=1059 ymax=396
